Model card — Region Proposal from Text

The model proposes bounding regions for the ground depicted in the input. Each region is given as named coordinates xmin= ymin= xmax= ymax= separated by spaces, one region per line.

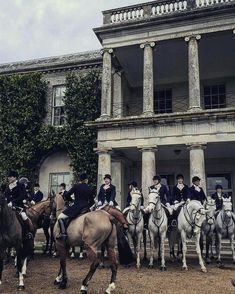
xmin=0 ymin=254 xmax=234 ymax=294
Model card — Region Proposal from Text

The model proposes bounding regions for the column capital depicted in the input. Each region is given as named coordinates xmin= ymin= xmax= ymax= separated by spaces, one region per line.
xmin=138 ymin=145 xmax=158 ymax=152
xmin=94 ymin=147 xmax=113 ymax=155
xmin=185 ymin=35 xmax=201 ymax=43
xmin=101 ymin=48 xmax=113 ymax=55
xmin=186 ymin=142 xmax=207 ymax=150
xmin=140 ymin=41 xmax=156 ymax=49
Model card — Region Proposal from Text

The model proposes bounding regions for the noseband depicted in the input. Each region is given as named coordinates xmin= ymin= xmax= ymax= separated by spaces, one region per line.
xmin=184 ymin=204 xmax=205 ymax=230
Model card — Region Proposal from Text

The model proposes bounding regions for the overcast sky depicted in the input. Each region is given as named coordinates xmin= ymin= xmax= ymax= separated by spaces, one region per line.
xmin=0 ymin=0 xmax=148 ymax=63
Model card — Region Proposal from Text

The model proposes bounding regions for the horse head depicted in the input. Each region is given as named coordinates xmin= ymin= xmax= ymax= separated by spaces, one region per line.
xmin=187 ymin=200 xmax=207 ymax=234
xmin=129 ymin=188 xmax=142 ymax=212
xmin=146 ymin=188 xmax=160 ymax=213
xmin=205 ymin=198 xmax=216 ymax=225
xmin=222 ymin=198 xmax=232 ymax=218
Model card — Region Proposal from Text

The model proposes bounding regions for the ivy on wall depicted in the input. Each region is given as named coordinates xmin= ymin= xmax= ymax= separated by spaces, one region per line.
xmin=0 ymin=70 xmax=101 ymax=188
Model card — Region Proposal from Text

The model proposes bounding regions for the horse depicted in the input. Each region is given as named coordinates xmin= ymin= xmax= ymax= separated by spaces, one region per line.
xmin=125 ymin=187 xmax=144 ymax=269
xmin=201 ymin=198 xmax=217 ymax=264
xmin=145 ymin=188 xmax=168 ymax=270
xmin=0 ymin=192 xmax=33 ymax=291
xmin=178 ymin=200 xmax=207 ymax=272
xmin=215 ymin=198 xmax=235 ymax=265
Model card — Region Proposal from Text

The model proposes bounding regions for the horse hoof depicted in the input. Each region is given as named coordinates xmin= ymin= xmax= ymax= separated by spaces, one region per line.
xmin=99 ymin=264 xmax=105 ymax=269
xmin=201 ymin=268 xmax=207 ymax=273
xmin=15 ymin=272 xmax=19 ymax=278
xmin=231 ymin=279 xmax=235 ymax=287
xmin=81 ymin=291 xmax=87 ymax=294
xmin=17 ymin=285 xmax=25 ymax=291
xmin=59 ymin=281 xmax=67 ymax=289
xmin=148 ymin=264 xmax=153 ymax=269
xmin=160 ymin=266 xmax=167 ymax=271
xmin=205 ymin=258 xmax=211 ymax=264
xmin=182 ymin=266 xmax=188 ymax=271
xmin=54 ymin=280 xmax=60 ymax=286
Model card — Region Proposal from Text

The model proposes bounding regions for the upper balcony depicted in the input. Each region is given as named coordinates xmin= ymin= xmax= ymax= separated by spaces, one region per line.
xmin=102 ymin=0 xmax=235 ymax=25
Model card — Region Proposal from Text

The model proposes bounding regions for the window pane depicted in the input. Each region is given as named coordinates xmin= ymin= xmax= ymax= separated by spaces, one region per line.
xmin=154 ymin=89 xmax=172 ymax=114
xmin=203 ymin=84 xmax=226 ymax=109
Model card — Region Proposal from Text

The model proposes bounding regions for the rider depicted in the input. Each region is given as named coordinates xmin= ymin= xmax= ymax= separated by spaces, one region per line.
xmin=5 ymin=171 xmax=34 ymax=239
xmin=149 ymin=175 xmax=172 ymax=215
xmin=188 ymin=176 xmax=207 ymax=204
xmin=97 ymin=174 xmax=129 ymax=230
xmin=211 ymin=184 xmax=229 ymax=211
xmin=171 ymin=174 xmax=189 ymax=224
xmin=56 ymin=173 xmax=95 ymax=241
xmin=30 ymin=183 xmax=44 ymax=205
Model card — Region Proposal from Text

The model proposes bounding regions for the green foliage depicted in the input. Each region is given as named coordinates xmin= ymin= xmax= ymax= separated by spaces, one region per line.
xmin=0 ymin=70 xmax=101 ymax=188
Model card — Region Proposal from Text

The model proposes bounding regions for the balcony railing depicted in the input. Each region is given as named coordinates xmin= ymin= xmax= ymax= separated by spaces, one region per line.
xmin=103 ymin=0 xmax=235 ymax=24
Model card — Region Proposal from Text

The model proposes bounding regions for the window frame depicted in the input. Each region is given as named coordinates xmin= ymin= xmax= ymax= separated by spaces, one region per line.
xmin=154 ymin=89 xmax=173 ymax=114
xmin=52 ymin=85 xmax=66 ymax=126
xmin=49 ymin=172 xmax=71 ymax=194
xmin=203 ymin=84 xmax=226 ymax=110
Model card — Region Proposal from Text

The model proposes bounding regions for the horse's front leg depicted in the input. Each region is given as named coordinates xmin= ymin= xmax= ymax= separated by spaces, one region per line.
xmin=148 ymin=230 xmax=155 ymax=269
xmin=181 ymin=230 xmax=188 ymax=270
xmin=16 ymin=251 xmax=24 ymax=291
xmin=22 ymin=258 xmax=27 ymax=277
xmin=195 ymin=233 xmax=207 ymax=272
xmin=230 ymin=234 xmax=235 ymax=264
xmin=160 ymin=230 xmax=167 ymax=271
xmin=136 ymin=231 xmax=142 ymax=269
xmin=216 ymin=233 xmax=222 ymax=264
xmin=143 ymin=228 xmax=147 ymax=261
xmin=205 ymin=234 xmax=211 ymax=264
xmin=54 ymin=242 xmax=68 ymax=289
xmin=0 ymin=253 xmax=4 ymax=285
xmin=43 ymin=225 xmax=50 ymax=254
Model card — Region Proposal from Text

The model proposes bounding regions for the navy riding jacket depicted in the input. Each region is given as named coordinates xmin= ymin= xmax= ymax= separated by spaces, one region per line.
xmin=5 ymin=181 xmax=27 ymax=207
xmin=31 ymin=191 xmax=43 ymax=203
xmin=188 ymin=185 xmax=207 ymax=204
xmin=172 ymin=185 xmax=189 ymax=204
xmin=98 ymin=184 xmax=117 ymax=205
xmin=211 ymin=192 xmax=229 ymax=210
xmin=149 ymin=184 xmax=170 ymax=205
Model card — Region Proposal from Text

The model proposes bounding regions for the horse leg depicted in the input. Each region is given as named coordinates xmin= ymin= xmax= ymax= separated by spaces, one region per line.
xmin=181 ymin=230 xmax=188 ymax=271
xmin=16 ymin=250 xmax=25 ymax=291
xmin=49 ymin=223 xmax=55 ymax=255
xmin=22 ymin=258 xmax=27 ymax=277
xmin=160 ymin=231 xmax=166 ymax=271
xmin=136 ymin=233 xmax=142 ymax=269
xmin=143 ymin=229 xmax=147 ymax=261
xmin=79 ymin=245 xmax=84 ymax=259
xmin=54 ymin=242 xmax=67 ymax=289
xmin=199 ymin=233 xmax=204 ymax=256
xmin=195 ymin=233 xmax=207 ymax=272
xmin=230 ymin=234 xmax=235 ymax=264
xmin=148 ymin=231 xmax=154 ymax=269
xmin=43 ymin=225 xmax=50 ymax=254
xmin=70 ymin=246 xmax=75 ymax=259
xmin=216 ymin=233 xmax=222 ymax=265
xmin=99 ymin=243 xmax=106 ymax=269
xmin=205 ymin=235 xmax=211 ymax=264
xmin=80 ymin=244 xmax=99 ymax=294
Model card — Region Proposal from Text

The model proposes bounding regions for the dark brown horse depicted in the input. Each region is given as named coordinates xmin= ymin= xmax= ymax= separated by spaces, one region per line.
xmin=0 ymin=192 xmax=33 ymax=291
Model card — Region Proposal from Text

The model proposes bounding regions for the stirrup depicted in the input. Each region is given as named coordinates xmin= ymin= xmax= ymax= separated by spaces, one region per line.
xmin=56 ymin=233 xmax=67 ymax=241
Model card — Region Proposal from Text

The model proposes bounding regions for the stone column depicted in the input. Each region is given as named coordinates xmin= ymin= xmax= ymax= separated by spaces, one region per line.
xmin=112 ymin=69 xmax=123 ymax=118
xmin=140 ymin=42 xmax=155 ymax=116
xmin=100 ymin=48 xmax=113 ymax=119
xmin=187 ymin=143 xmax=207 ymax=193
xmin=185 ymin=35 xmax=202 ymax=111
xmin=139 ymin=146 xmax=157 ymax=205
xmin=96 ymin=148 xmax=112 ymax=189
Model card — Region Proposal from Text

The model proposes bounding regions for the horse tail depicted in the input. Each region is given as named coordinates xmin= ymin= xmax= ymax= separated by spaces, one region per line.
xmin=113 ymin=221 xmax=133 ymax=265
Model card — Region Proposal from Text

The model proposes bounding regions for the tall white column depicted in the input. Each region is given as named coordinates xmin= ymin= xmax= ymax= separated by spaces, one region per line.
xmin=140 ymin=42 xmax=155 ymax=116
xmin=112 ymin=69 xmax=123 ymax=118
xmin=96 ymin=148 xmax=112 ymax=189
xmin=139 ymin=146 xmax=157 ymax=205
xmin=100 ymin=48 xmax=113 ymax=119
xmin=187 ymin=143 xmax=207 ymax=193
xmin=185 ymin=35 xmax=202 ymax=111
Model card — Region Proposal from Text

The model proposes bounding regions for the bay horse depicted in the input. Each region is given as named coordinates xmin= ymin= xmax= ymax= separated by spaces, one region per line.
xmin=0 ymin=192 xmax=33 ymax=291
xmin=215 ymin=198 xmax=235 ymax=265
xmin=178 ymin=200 xmax=207 ymax=272
xmin=145 ymin=188 xmax=168 ymax=270
xmin=53 ymin=203 xmax=133 ymax=293
xmin=125 ymin=187 xmax=144 ymax=269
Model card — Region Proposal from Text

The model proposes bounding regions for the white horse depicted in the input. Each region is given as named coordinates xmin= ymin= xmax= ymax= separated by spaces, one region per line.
xmin=215 ymin=198 xmax=235 ymax=264
xmin=178 ymin=200 xmax=207 ymax=272
xmin=145 ymin=188 xmax=168 ymax=270
xmin=124 ymin=188 xmax=144 ymax=269
xmin=201 ymin=198 xmax=217 ymax=264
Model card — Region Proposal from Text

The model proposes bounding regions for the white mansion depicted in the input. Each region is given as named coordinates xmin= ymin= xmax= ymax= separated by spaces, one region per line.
xmin=1 ymin=0 xmax=235 ymax=208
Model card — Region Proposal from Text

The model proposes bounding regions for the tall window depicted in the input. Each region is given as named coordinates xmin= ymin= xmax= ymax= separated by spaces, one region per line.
xmin=154 ymin=89 xmax=172 ymax=114
xmin=203 ymin=84 xmax=226 ymax=109
xmin=52 ymin=85 xmax=66 ymax=126
xmin=49 ymin=172 xmax=71 ymax=194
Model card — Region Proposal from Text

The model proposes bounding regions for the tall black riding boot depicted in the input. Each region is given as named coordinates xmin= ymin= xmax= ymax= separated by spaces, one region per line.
xmin=56 ymin=219 xmax=67 ymax=241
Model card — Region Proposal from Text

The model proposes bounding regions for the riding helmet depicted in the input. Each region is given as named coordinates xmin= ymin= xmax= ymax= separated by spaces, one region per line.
xmin=80 ymin=173 xmax=88 ymax=181
xmin=192 ymin=176 xmax=201 ymax=183
xmin=8 ymin=171 xmax=19 ymax=178
xmin=215 ymin=184 xmax=223 ymax=190
xmin=128 ymin=181 xmax=138 ymax=187
xmin=153 ymin=175 xmax=161 ymax=181
xmin=104 ymin=174 xmax=112 ymax=181
xmin=176 ymin=174 xmax=184 ymax=180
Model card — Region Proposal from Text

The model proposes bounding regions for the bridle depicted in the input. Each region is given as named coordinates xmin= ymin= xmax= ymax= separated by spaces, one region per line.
xmin=205 ymin=202 xmax=216 ymax=225
xmin=148 ymin=192 xmax=165 ymax=228
xmin=128 ymin=192 xmax=143 ymax=226
xmin=183 ymin=203 xmax=205 ymax=230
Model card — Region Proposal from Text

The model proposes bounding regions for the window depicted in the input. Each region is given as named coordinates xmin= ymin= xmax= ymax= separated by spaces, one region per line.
xmin=207 ymin=173 xmax=232 ymax=198
xmin=154 ymin=89 xmax=172 ymax=114
xmin=49 ymin=172 xmax=71 ymax=194
xmin=52 ymin=85 xmax=66 ymax=126
xmin=203 ymin=84 xmax=226 ymax=109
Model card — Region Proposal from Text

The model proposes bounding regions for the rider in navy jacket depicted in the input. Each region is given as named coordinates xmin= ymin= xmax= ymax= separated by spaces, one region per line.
xmin=172 ymin=174 xmax=189 ymax=204
xmin=31 ymin=183 xmax=43 ymax=204
xmin=188 ymin=176 xmax=207 ymax=204
xmin=149 ymin=175 xmax=171 ymax=206
xmin=211 ymin=184 xmax=229 ymax=210
xmin=97 ymin=174 xmax=118 ymax=206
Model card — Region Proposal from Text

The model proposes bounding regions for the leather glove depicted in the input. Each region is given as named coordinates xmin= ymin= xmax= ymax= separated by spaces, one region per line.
xmin=109 ymin=201 xmax=114 ymax=207
xmin=8 ymin=202 xmax=13 ymax=208
xmin=97 ymin=201 xmax=102 ymax=206
xmin=31 ymin=200 xmax=36 ymax=205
